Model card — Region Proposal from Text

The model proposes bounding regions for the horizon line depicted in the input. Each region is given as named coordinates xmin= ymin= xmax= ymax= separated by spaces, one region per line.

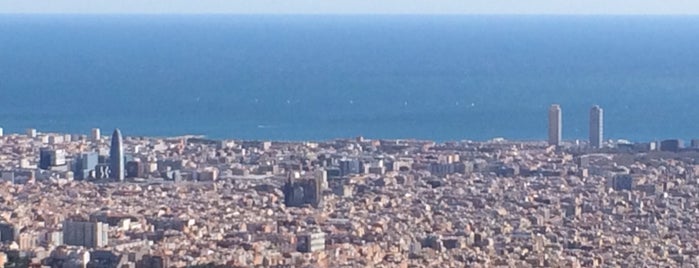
xmin=3 ymin=12 xmax=699 ymax=16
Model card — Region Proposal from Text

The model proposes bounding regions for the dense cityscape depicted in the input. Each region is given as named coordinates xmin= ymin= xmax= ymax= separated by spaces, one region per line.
xmin=1 ymin=104 xmax=699 ymax=267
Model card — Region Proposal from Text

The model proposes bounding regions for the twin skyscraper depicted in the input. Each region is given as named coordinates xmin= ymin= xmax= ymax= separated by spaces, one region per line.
xmin=548 ymin=104 xmax=603 ymax=148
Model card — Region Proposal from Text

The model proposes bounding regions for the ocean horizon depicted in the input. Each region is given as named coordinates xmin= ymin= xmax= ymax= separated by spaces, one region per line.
xmin=1 ymin=15 xmax=699 ymax=142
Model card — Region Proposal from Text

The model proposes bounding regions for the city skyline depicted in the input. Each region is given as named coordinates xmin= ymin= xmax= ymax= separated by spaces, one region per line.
xmin=1 ymin=3 xmax=698 ymax=266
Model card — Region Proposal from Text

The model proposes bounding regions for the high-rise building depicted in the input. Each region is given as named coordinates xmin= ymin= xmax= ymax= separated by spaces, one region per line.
xmin=95 ymin=164 xmax=111 ymax=179
xmin=62 ymin=220 xmax=109 ymax=248
xmin=26 ymin=128 xmax=37 ymax=138
xmin=339 ymin=159 xmax=361 ymax=177
xmin=548 ymin=104 xmax=562 ymax=146
xmin=39 ymin=148 xmax=66 ymax=170
xmin=39 ymin=148 xmax=52 ymax=170
xmin=660 ymin=139 xmax=683 ymax=152
xmin=284 ymin=171 xmax=323 ymax=208
xmin=91 ymin=128 xmax=101 ymax=142
xmin=74 ymin=152 xmax=99 ymax=180
xmin=126 ymin=161 xmax=145 ymax=178
xmin=589 ymin=105 xmax=603 ymax=149
xmin=315 ymin=169 xmax=328 ymax=190
xmin=110 ymin=129 xmax=124 ymax=181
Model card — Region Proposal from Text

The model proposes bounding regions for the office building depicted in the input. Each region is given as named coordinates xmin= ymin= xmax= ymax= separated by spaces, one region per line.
xmin=296 ymin=232 xmax=326 ymax=253
xmin=548 ymin=104 xmax=562 ymax=146
xmin=0 ymin=223 xmax=18 ymax=243
xmin=339 ymin=159 xmax=361 ymax=177
xmin=39 ymin=148 xmax=52 ymax=170
xmin=315 ymin=169 xmax=328 ymax=190
xmin=611 ymin=174 xmax=635 ymax=191
xmin=91 ymin=128 xmax=101 ymax=142
xmin=691 ymin=139 xmax=699 ymax=149
xmin=26 ymin=128 xmax=37 ymax=138
xmin=126 ymin=161 xmax=145 ymax=178
xmin=110 ymin=129 xmax=124 ymax=181
xmin=660 ymin=139 xmax=683 ymax=152
xmin=74 ymin=152 xmax=99 ymax=180
xmin=95 ymin=164 xmax=111 ymax=180
xmin=429 ymin=162 xmax=456 ymax=177
xmin=62 ymin=220 xmax=109 ymax=248
xmin=589 ymin=105 xmax=603 ymax=148
xmin=39 ymin=148 xmax=66 ymax=170
xmin=284 ymin=172 xmax=323 ymax=208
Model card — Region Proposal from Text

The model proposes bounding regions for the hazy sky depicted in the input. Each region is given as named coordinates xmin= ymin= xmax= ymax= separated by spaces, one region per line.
xmin=2 ymin=0 xmax=699 ymax=14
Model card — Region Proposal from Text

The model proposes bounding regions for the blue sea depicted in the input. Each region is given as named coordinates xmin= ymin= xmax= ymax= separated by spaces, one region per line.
xmin=1 ymin=15 xmax=699 ymax=142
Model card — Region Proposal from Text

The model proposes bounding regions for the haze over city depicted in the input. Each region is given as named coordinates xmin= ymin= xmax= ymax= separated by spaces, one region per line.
xmin=2 ymin=1 xmax=699 ymax=267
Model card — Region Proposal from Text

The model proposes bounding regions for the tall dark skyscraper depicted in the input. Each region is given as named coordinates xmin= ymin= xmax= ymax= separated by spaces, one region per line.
xmin=548 ymin=104 xmax=562 ymax=146
xmin=589 ymin=105 xmax=603 ymax=149
xmin=110 ymin=129 xmax=124 ymax=181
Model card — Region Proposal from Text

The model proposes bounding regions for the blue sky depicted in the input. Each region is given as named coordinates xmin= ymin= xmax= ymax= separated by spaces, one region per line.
xmin=1 ymin=0 xmax=699 ymax=14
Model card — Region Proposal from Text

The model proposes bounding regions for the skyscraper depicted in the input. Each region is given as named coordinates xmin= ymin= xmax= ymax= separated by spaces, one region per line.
xmin=91 ymin=128 xmax=101 ymax=142
xmin=39 ymin=148 xmax=66 ymax=170
xmin=110 ymin=129 xmax=124 ymax=181
xmin=74 ymin=152 xmax=99 ymax=180
xmin=589 ymin=105 xmax=603 ymax=149
xmin=548 ymin=104 xmax=562 ymax=146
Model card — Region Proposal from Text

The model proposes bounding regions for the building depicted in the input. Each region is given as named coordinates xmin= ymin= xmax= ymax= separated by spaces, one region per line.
xmin=89 ymin=250 xmax=127 ymax=268
xmin=589 ymin=105 xmax=603 ymax=149
xmin=95 ymin=164 xmax=111 ymax=180
xmin=0 ymin=223 xmax=18 ymax=243
xmin=74 ymin=152 xmax=99 ymax=180
xmin=611 ymin=174 xmax=635 ymax=191
xmin=39 ymin=148 xmax=52 ymax=170
xmin=18 ymin=232 xmax=37 ymax=250
xmin=548 ymin=104 xmax=562 ymax=146
xmin=26 ymin=128 xmax=37 ymax=138
xmin=339 ymin=159 xmax=361 ymax=177
xmin=138 ymin=254 xmax=169 ymax=268
xmin=62 ymin=220 xmax=109 ymax=248
xmin=660 ymin=139 xmax=683 ymax=152
xmin=691 ymin=139 xmax=699 ymax=149
xmin=91 ymin=128 xmax=101 ymax=142
xmin=39 ymin=148 xmax=66 ymax=170
xmin=283 ymin=172 xmax=323 ymax=208
xmin=296 ymin=232 xmax=326 ymax=253
xmin=110 ymin=129 xmax=125 ymax=181
xmin=126 ymin=161 xmax=145 ymax=178
xmin=315 ymin=169 xmax=328 ymax=190
xmin=0 ymin=127 xmax=3 ymax=137
xmin=429 ymin=162 xmax=456 ymax=177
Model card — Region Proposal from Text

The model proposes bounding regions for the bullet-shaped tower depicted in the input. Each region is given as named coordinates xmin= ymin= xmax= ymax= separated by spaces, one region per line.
xmin=110 ymin=129 xmax=124 ymax=181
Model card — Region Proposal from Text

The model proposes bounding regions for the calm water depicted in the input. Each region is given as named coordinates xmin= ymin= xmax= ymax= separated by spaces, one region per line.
xmin=1 ymin=15 xmax=699 ymax=142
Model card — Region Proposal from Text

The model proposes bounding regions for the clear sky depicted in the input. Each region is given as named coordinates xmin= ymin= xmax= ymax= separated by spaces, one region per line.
xmin=1 ymin=0 xmax=699 ymax=14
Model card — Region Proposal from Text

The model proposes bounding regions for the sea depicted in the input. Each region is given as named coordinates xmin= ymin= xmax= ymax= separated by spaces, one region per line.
xmin=1 ymin=15 xmax=699 ymax=142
